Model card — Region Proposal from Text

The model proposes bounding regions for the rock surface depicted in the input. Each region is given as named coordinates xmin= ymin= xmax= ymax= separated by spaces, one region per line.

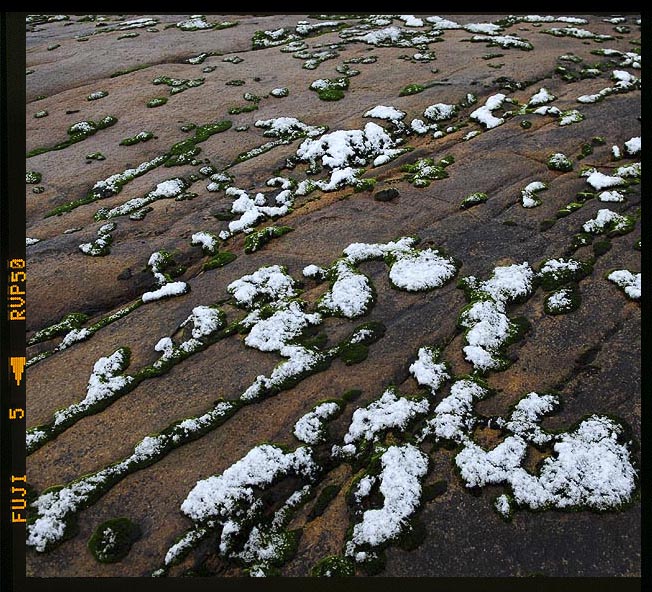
xmin=25 ymin=13 xmax=640 ymax=579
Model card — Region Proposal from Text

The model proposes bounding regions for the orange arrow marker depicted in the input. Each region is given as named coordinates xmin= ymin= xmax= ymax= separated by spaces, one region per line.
xmin=10 ymin=357 xmax=25 ymax=386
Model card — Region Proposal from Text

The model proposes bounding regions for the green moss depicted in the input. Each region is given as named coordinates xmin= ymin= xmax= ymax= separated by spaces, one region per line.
xmin=547 ymin=153 xmax=573 ymax=172
xmin=544 ymin=286 xmax=581 ymax=315
xmin=318 ymin=87 xmax=346 ymax=101
xmin=538 ymin=258 xmax=592 ymax=291
xmin=28 ymin=312 xmax=89 ymax=345
xmin=422 ymin=480 xmax=448 ymax=501
xmin=342 ymin=389 xmax=362 ymax=402
xmin=591 ymin=136 xmax=606 ymax=146
xmin=593 ymin=239 xmax=611 ymax=256
xmin=203 ymin=252 xmax=236 ymax=270
xmin=244 ymin=226 xmax=293 ymax=253
xmin=353 ymin=178 xmax=376 ymax=193
xmin=146 ymin=97 xmax=167 ymax=108
xmin=338 ymin=343 xmax=369 ymax=365
xmin=119 ymin=131 xmax=154 ymax=146
xmin=359 ymin=551 xmax=386 ymax=576
xmin=578 ymin=143 xmax=593 ymax=159
xmin=556 ymin=202 xmax=584 ymax=218
xmin=397 ymin=518 xmax=427 ymax=551
xmin=634 ymin=239 xmax=641 ymax=251
xmin=399 ymin=83 xmax=425 ymax=96
xmin=85 ymin=152 xmax=106 ymax=161
xmin=110 ymin=63 xmax=150 ymax=78
xmin=129 ymin=206 xmax=153 ymax=221
xmin=243 ymin=92 xmax=261 ymax=103
xmin=34 ymin=110 xmax=48 ymax=118
xmin=87 ymin=90 xmax=108 ymax=101
xmin=460 ymin=192 xmax=488 ymax=209
xmin=520 ymin=120 xmax=532 ymax=129
xmin=226 ymin=79 xmax=245 ymax=86
xmin=27 ymin=116 xmax=118 ymax=158
xmin=26 ymin=171 xmax=42 ymax=184
xmin=575 ymin=191 xmax=595 ymax=203
xmin=32 ymin=186 xmax=45 ymax=194
xmin=402 ymin=156 xmax=453 ymax=187
xmin=570 ymin=232 xmax=593 ymax=250
xmin=228 ymin=104 xmax=258 ymax=114
xmin=309 ymin=484 xmax=341 ymax=520
xmin=310 ymin=77 xmax=349 ymax=101
xmin=88 ymin=518 xmax=141 ymax=563
xmin=311 ymin=555 xmax=355 ymax=577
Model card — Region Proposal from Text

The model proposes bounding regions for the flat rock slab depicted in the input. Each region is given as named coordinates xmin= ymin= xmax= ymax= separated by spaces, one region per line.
xmin=24 ymin=13 xmax=640 ymax=579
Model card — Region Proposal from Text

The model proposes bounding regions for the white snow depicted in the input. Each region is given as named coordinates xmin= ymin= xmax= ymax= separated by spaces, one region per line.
xmin=598 ymin=190 xmax=624 ymax=202
xmin=227 ymin=265 xmax=297 ymax=308
xmin=255 ymin=116 xmax=325 ymax=139
xmin=398 ymin=15 xmax=424 ymax=27
xmin=293 ymin=401 xmax=341 ymax=444
xmin=533 ymin=105 xmax=561 ymax=116
xmin=364 ymin=105 xmax=406 ymax=121
xmin=142 ymin=281 xmax=189 ymax=303
xmin=426 ymin=16 xmax=461 ymax=29
xmin=409 ymin=347 xmax=449 ymax=394
xmin=558 ymin=109 xmax=584 ymax=126
xmin=466 ymin=262 xmax=534 ymax=304
xmin=180 ymin=444 xmax=316 ymax=522
xmin=505 ymin=392 xmax=559 ymax=445
xmin=420 ymin=379 xmax=488 ymax=443
xmin=539 ymin=258 xmax=582 ymax=280
xmin=547 ymin=289 xmax=573 ymax=311
xmin=354 ymin=475 xmax=377 ymax=503
xmin=494 ymin=494 xmax=511 ymax=517
xmin=53 ymin=349 xmax=132 ymax=427
xmin=297 ymin=122 xmax=401 ymax=171
xmin=388 ymin=249 xmax=457 ymax=291
xmin=343 ymin=237 xmax=415 ymax=264
xmin=607 ymin=270 xmax=640 ymax=300
xmin=460 ymin=300 xmax=512 ymax=371
xmin=191 ymin=232 xmax=218 ymax=254
xmin=457 ymin=416 xmax=636 ymax=511
xmin=302 ymin=264 xmax=326 ymax=279
xmin=521 ymin=181 xmax=547 ymax=208
xmin=527 ymin=87 xmax=556 ymax=106
xmin=423 ymin=103 xmax=458 ymax=122
xmin=470 ymin=94 xmax=507 ymax=129
xmin=319 ymin=261 xmax=374 ymax=318
xmin=339 ymin=389 xmax=429 ymax=451
xmin=347 ymin=444 xmax=428 ymax=553
xmin=183 ymin=306 xmax=225 ymax=339
xmin=464 ymin=23 xmax=502 ymax=35
xmin=582 ymin=209 xmax=631 ymax=233
xmin=245 ymin=301 xmax=321 ymax=352
xmin=624 ymin=136 xmax=641 ymax=156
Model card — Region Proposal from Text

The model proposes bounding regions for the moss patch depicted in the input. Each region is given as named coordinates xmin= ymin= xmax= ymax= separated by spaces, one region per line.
xmin=88 ymin=518 xmax=141 ymax=563
xmin=26 ymin=171 xmax=42 ymax=184
xmin=311 ymin=555 xmax=355 ymax=577
xmin=203 ymin=252 xmax=237 ymax=271
xmin=119 ymin=131 xmax=155 ymax=146
xmin=460 ymin=192 xmax=488 ymax=209
xmin=399 ymin=83 xmax=426 ymax=96
xmin=146 ymin=97 xmax=167 ymax=108
xmin=27 ymin=116 xmax=118 ymax=158
xmin=338 ymin=342 xmax=369 ymax=366
xmin=308 ymin=484 xmax=341 ymax=520
xmin=244 ymin=226 xmax=293 ymax=254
